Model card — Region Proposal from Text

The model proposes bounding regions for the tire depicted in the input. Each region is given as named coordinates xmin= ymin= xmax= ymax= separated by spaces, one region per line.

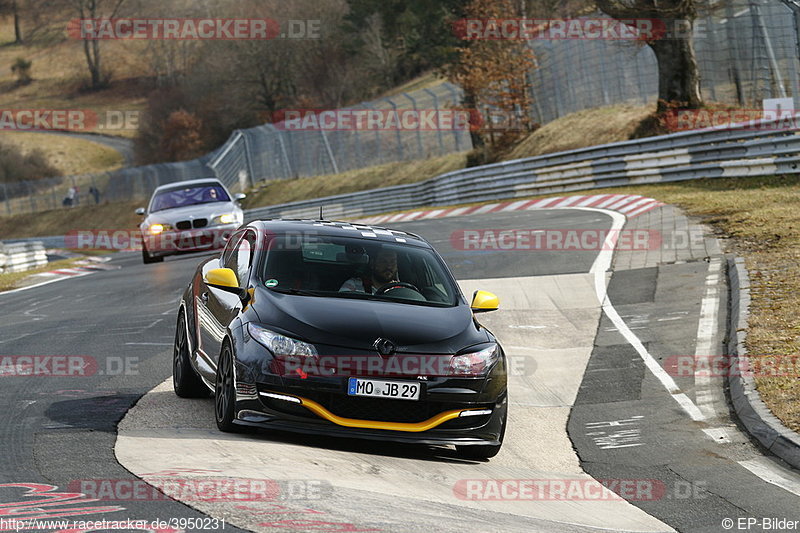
xmin=142 ymin=245 xmax=163 ymax=264
xmin=215 ymin=343 xmax=241 ymax=432
xmin=173 ymin=312 xmax=209 ymax=398
xmin=456 ymin=409 xmax=506 ymax=460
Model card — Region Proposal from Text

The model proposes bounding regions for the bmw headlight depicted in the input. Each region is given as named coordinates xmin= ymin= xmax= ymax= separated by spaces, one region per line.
xmin=214 ymin=213 xmax=242 ymax=225
xmin=247 ymin=323 xmax=317 ymax=361
xmin=449 ymin=343 xmax=500 ymax=376
xmin=148 ymin=223 xmax=172 ymax=235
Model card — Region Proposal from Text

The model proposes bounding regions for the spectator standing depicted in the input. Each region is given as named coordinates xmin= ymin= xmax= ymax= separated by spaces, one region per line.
xmin=89 ymin=186 xmax=100 ymax=204
xmin=65 ymin=186 xmax=76 ymax=208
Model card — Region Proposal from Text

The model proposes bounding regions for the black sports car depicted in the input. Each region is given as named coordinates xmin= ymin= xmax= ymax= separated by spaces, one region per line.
xmin=173 ymin=219 xmax=508 ymax=459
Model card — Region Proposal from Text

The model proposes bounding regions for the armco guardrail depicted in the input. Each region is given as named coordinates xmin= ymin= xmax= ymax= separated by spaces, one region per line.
xmin=0 ymin=241 xmax=48 ymax=274
xmin=244 ymin=117 xmax=800 ymax=221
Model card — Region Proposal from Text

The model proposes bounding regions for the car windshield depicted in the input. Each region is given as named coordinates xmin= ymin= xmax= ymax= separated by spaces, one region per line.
xmin=260 ymin=233 xmax=458 ymax=307
xmin=149 ymin=184 xmax=230 ymax=212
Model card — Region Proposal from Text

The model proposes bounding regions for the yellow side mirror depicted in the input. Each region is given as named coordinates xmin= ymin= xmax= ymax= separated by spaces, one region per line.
xmin=471 ymin=290 xmax=499 ymax=313
xmin=205 ymin=267 xmax=239 ymax=289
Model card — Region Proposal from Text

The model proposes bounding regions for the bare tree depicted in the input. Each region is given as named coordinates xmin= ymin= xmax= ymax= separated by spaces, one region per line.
xmin=0 ymin=0 xmax=23 ymax=43
xmin=72 ymin=0 xmax=127 ymax=90
xmin=595 ymin=0 xmax=703 ymax=111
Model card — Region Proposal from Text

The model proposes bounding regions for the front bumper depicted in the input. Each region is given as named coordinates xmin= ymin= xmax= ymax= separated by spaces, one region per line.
xmin=231 ymin=379 xmax=507 ymax=446
xmin=143 ymin=224 xmax=239 ymax=258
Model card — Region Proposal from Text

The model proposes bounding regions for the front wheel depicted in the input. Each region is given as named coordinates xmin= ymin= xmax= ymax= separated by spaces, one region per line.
xmin=456 ymin=409 xmax=506 ymax=460
xmin=173 ymin=312 xmax=208 ymax=398
xmin=215 ymin=344 xmax=240 ymax=432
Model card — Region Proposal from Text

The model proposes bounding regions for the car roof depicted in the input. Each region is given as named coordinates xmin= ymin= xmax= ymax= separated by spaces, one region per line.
xmin=152 ymin=179 xmax=226 ymax=193
xmin=246 ymin=219 xmax=430 ymax=247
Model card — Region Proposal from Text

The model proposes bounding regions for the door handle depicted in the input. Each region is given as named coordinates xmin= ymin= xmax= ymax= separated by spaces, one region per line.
xmin=201 ymin=292 xmax=209 ymax=304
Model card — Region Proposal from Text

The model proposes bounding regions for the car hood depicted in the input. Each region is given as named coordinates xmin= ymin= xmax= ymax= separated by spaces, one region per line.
xmin=144 ymin=202 xmax=241 ymax=224
xmin=253 ymin=290 xmax=489 ymax=354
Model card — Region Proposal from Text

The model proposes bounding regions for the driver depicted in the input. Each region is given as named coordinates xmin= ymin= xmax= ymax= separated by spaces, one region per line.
xmin=339 ymin=249 xmax=398 ymax=294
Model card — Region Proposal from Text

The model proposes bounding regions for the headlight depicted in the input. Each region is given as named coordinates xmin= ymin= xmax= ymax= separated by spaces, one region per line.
xmin=214 ymin=213 xmax=241 ymax=225
xmin=449 ymin=343 xmax=500 ymax=376
xmin=148 ymin=223 xmax=171 ymax=235
xmin=247 ymin=323 xmax=318 ymax=361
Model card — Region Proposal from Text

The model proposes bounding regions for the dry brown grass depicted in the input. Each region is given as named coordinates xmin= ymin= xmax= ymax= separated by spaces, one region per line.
xmin=0 ymin=17 xmax=149 ymax=138
xmin=0 ymin=258 xmax=81 ymax=292
xmin=0 ymin=131 xmax=123 ymax=174
xmin=242 ymin=152 xmax=469 ymax=208
xmin=508 ymin=103 xmax=654 ymax=159
xmin=0 ymin=201 xmax=141 ymax=239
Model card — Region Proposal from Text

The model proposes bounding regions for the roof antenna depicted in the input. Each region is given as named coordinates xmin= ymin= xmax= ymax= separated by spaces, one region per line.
xmin=319 ymin=206 xmax=324 ymax=220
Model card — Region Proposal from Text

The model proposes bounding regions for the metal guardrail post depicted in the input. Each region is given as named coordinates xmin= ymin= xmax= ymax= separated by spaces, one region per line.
xmin=241 ymin=130 xmax=256 ymax=188
xmin=423 ymin=88 xmax=445 ymax=155
xmin=319 ymin=127 xmax=339 ymax=175
xmin=383 ymin=98 xmax=405 ymax=161
xmin=403 ymin=92 xmax=424 ymax=158
xmin=443 ymin=84 xmax=463 ymax=152
xmin=271 ymin=124 xmax=294 ymax=180
xmin=753 ymin=0 xmax=788 ymax=98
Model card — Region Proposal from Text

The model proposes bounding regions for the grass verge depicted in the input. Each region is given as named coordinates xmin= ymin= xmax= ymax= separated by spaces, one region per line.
xmin=0 ymin=201 xmax=140 ymax=239
xmin=0 ymin=257 xmax=81 ymax=292
xmin=242 ymin=152 xmax=468 ymax=209
xmin=0 ymin=131 xmax=124 ymax=175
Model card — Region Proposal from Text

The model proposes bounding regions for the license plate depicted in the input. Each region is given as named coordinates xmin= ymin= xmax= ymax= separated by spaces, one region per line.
xmin=347 ymin=378 xmax=421 ymax=401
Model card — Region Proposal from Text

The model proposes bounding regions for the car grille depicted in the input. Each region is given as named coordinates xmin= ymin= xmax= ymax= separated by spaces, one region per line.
xmin=258 ymin=386 xmax=493 ymax=426
xmin=175 ymin=218 xmax=209 ymax=230
xmin=326 ymin=395 xmax=436 ymax=423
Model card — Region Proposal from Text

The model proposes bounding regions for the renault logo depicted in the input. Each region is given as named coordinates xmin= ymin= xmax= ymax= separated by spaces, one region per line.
xmin=373 ymin=338 xmax=396 ymax=357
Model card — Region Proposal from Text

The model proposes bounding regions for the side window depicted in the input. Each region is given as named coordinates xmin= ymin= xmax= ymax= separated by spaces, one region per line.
xmin=228 ymin=231 xmax=256 ymax=285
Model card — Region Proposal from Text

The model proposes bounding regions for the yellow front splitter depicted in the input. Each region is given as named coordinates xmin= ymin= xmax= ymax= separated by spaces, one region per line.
xmin=288 ymin=394 xmax=485 ymax=432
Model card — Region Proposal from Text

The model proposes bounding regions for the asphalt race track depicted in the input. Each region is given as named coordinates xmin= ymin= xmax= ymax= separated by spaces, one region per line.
xmin=2 ymin=207 xmax=800 ymax=532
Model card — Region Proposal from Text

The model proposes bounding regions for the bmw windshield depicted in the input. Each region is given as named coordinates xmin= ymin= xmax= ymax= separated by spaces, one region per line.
xmin=260 ymin=234 xmax=459 ymax=307
xmin=149 ymin=183 xmax=231 ymax=212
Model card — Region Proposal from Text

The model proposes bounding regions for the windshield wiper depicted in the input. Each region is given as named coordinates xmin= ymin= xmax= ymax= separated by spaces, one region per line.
xmin=268 ymin=287 xmax=322 ymax=296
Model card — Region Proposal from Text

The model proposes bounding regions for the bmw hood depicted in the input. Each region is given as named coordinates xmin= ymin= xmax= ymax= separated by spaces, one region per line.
xmin=253 ymin=291 xmax=489 ymax=354
xmin=143 ymin=202 xmax=242 ymax=225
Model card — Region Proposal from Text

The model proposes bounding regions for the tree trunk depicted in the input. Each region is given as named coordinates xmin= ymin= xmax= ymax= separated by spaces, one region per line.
xmin=12 ymin=0 xmax=22 ymax=44
xmin=595 ymin=0 xmax=704 ymax=112
xmin=649 ymin=24 xmax=703 ymax=111
xmin=462 ymin=90 xmax=484 ymax=149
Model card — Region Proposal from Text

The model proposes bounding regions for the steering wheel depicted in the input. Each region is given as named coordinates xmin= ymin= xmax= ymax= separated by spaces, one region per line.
xmin=375 ymin=281 xmax=421 ymax=295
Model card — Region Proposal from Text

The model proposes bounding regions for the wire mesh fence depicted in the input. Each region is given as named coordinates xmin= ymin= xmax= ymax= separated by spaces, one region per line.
xmin=527 ymin=0 xmax=800 ymax=124
xmin=3 ymin=0 xmax=800 ymax=218
xmin=0 ymin=81 xmax=469 ymax=216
